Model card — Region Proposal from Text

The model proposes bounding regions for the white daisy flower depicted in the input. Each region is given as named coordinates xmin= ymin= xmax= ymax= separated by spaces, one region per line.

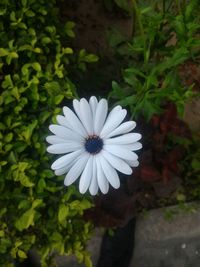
xmin=46 ymin=96 xmax=142 ymax=195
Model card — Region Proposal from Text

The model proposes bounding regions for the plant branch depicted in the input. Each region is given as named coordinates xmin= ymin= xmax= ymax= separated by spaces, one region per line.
xmin=131 ymin=0 xmax=148 ymax=63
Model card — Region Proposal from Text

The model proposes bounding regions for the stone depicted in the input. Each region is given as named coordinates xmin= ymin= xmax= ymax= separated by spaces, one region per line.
xmin=131 ymin=202 xmax=200 ymax=267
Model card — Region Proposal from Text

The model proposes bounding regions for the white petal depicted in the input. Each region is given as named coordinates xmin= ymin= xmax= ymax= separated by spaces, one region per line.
xmin=89 ymin=158 xmax=98 ymax=195
xmin=49 ymin=124 xmax=83 ymax=142
xmin=47 ymin=142 xmax=82 ymax=154
xmin=79 ymin=98 xmax=93 ymax=134
xmin=55 ymin=162 xmax=74 ymax=176
xmin=94 ymin=99 xmax=108 ymax=135
xmin=99 ymin=156 xmax=120 ymax=189
xmin=64 ymin=152 xmax=89 ymax=186
xmin=104 ymin=133 xmax=142 ymax=145
xmin=96 ymin=155 xmax=109 ymax=194
xmin=100 ymin=108 xmax=127 ymax=138
xmin=73 ymin=99 xmax=81 ymax=118
xmin=106 ymin=121 xmax=136 ymax=138
xmin=104 ymin=144 xmax=138 ymax=161
xmin=79 ymin=156 xmax=93 ymax=194
xmin=56 ymin=115 xmax=70 ymax=128
xmin=51 ymin=149 xmax=84 ymax=170
xmin=126 ymin=160 xmax=139 ymax=167
xmin=73 ymin=99 xmax=93 ymax=134
xmin=89 ymin=96 xmax=98 ymax=118
xmin=108 ymin=105 xmax=122 ymax=115
xmin=63 ymin=106 xmax=87 ymax=137
xmin=46 ymin=135 xmax=68 ymax=145
xmin=123 ymin=142 xmax=142 ymax=151
xmin=101 ymin=150 xmax=132 ymax=175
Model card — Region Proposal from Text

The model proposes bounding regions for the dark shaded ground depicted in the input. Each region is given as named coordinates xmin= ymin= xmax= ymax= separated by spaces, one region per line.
xmin=97 ymin=218 xmax=136 ymax=267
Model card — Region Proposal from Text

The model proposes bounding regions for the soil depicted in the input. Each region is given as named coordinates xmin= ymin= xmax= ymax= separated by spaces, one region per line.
xmin=59 ymin=0 xmax=133 ymax=56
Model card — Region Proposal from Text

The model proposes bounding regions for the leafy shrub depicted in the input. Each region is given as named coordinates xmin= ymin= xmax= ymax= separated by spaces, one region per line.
xmin=109 ymin=0 xmax=200 ymax=120
xmin=0 ymin=0 xmax=98 ymax=266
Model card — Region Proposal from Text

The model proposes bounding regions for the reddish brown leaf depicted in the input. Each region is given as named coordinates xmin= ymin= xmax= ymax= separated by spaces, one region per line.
xmin=140 ymin=164 xmax=161 ymax=182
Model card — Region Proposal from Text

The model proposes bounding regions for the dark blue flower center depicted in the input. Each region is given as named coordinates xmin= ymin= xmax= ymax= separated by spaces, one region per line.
xmin=85 ymin=135 xmax=103 ymax=154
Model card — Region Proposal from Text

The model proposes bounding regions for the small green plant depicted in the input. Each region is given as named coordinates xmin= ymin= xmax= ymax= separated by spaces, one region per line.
xmin=109 ymin=0 xmax=200 ymax=120
xmin=181 ymin=134 xmax=200 ymax=199
xmin=0 ymin=0 xmax=98 ymax=266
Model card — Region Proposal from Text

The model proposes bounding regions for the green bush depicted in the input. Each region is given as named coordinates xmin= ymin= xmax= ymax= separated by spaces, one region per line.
xmin=0 ymin=0 xmax=98 ymax=266
xmin=109 ymin=0 xmax=200 ymax=120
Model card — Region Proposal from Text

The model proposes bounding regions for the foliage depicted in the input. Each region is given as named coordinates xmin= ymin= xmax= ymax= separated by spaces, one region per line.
xmin=109 ymin=0 xmax=200 ymax=120
xmin=181 ymin=134 xmax=200 ymax=200
xmin=0 ymin=0 xmax=98 ymax=266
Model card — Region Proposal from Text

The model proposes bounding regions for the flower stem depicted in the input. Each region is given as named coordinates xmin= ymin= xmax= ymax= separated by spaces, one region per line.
xmin=131 ymin=0 xmax=147 ymax=63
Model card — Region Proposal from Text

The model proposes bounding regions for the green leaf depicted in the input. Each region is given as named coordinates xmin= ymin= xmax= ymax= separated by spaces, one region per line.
xmin=0 ymin=48 xmax=9 ymax=57
xmin=111 ymin=81 xmax=125 ymax=99
xmin=51 ymin=232 xmax=62 ymax=242
xmin=10 ymin=11 xmax=16 ymax=21
xmin=33 ymin=47 xmax=42 ymax=53
xmin=25 ymin=10 xmax=35 ymax=17
xmin=75 ymin=251 xmax=84 ymax=263
xmin=192 ymin=159 xmax=200 ymax=171
xmin=11 ymin=87 xmax=20 ymax=100
xmin=0 ymin=9 xmax=6 ymax=16
xmin=20 ymin=174 xmax=34 ymax=187
xmin=37 ymin=178 xmax=46 ymax=192
xmin=0 ymin=161 xmax=7 ymax=166
xmin=0 ymin=122 xmax=5 ymax=130
xmin=32 ymin=62 xmax=41 ymax=72
xmin=39 ymin=111 xmax=50 ymax=124
xmin=64 ymin=21 xmax=75 ymax=37
xmin=18 ymin=250 xmax=27 ymax=259
xmin=2 ymin=75 xmax=13 ymax=89
xmin=124 ymin=67 xmax=146 ymax=79
xmin=20 ymin=120 xmax=37 ymax=142
xmin=0 ymin=230 xmax=4 ymax=237
xmin=32 ymin=199 xmax=43 ymax=209
xmin=84 ymin=254 xmax=92 ymax=267
xmin=142 ymin=98 xmax=160 ymax=121
xmin=152 ymin=47 xmax=189 ymax=74
xmin=7 ymin=151 xmax=17 ymax=163
xmin=9 ymin=52 xmax=18 ymax=59
xmin=54 ymin=94 xmax=64 ymax=104
xmin=55 ymin=69 xmax=64 ymax=78
xmin=79 ymin=49 xmax=86 ymax=58
xmin=21 ymin=63 xmax=31 ymax=75
xmin=15 ymin=208 xmax=35 ymax=231
xmin=62 ymin=47 xmax=73 ymax=54
xmin=42 ymin=169 xmax=54 ymax=178
xmin=41 ymin=37 xmax=51 ymax=44
xmin=18 ymin=200 xmax=30 ymax=210
xmin=84 ymin=54 xmax=99 ymax=63
xmin=58 ymin=204 xmax=69 ymax=223
xmin=5 ymin=133 xmax=13 ymax=142
xmin=21 ymin=0 xmax=27 ymax=7
xmin=44 ymin=81 xmax=60 ymax=94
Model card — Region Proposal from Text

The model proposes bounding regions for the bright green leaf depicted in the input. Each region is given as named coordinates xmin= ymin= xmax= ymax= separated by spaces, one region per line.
xmin=15 ymin=209 xmax=35 ymax=231
xmin=58 ymin=204 xmax=69 ymax=223
xmin=0 ymin=48 xmax=8 ymax=57
xmin=18 ymin=250 xmax=27 ymax=259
